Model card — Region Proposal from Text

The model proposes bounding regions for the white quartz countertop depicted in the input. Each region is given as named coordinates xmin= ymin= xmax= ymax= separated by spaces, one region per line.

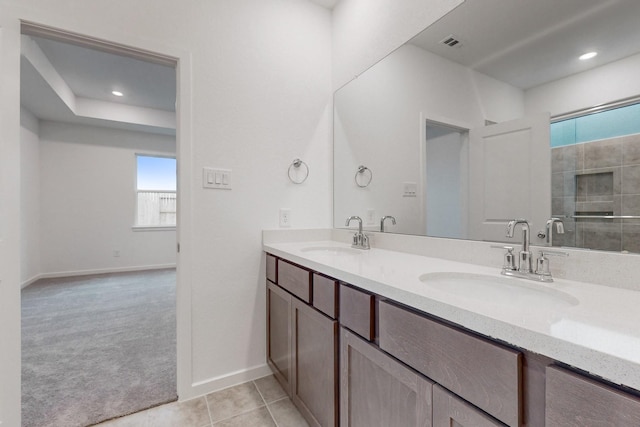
xmin=263 ymin=239 xmax=640 ymax=391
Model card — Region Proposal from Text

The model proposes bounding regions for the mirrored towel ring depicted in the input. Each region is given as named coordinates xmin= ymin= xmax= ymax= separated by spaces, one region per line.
xmin=288 ymin=158 xmax=309 ymax=184
xmin=355 ymin=165 xmax=372 ymax=188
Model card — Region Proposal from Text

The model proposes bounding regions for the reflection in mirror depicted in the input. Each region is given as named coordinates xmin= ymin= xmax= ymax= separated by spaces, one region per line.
xmin=333 ymin=0 xmax=640 ymax=253
xmin=551 ymin=103 xmax=640 ymax=253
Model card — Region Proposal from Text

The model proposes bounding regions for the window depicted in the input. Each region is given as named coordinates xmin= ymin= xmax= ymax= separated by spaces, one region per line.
xmin=136 ymin=154 xmax=176 ymax=227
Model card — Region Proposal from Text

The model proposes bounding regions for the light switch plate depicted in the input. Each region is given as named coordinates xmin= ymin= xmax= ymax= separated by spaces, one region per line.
xmin=403 ymin=182 xmax=417 ymax=197
xmin=203 ymin=167 xmax=232 ymax=190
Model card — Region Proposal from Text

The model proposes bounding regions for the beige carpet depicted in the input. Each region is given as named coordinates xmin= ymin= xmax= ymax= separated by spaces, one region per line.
xmin=21 ymin=269 xmax=177 ymax=427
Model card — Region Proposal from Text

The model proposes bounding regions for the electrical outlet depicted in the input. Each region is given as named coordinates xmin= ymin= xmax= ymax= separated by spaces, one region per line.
xmin=113 ymin=250 xmax=120 ymax=257
xmin=279 ymin=208 xmax=291 ymax=227
xmin=366 ymin=209 xmax=376 ymax=225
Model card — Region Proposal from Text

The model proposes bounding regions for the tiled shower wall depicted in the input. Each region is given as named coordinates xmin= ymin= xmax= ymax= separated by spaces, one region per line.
xmin=551 ymin=133 xmax=640 ymax=252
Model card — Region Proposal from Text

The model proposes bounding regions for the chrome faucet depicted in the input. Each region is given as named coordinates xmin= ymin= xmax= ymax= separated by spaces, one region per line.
xmin=345 ymin=216 xmax=370 ymax=250
xmin=380 ymin=215 xmax=396 ymax=232
xmin=499 ymin=218 xmax=568 ymax=282
xmin=544 ymin=218 xmax=565 ymax=247
xmin=506 ymin=219 xmax=532 ymax=273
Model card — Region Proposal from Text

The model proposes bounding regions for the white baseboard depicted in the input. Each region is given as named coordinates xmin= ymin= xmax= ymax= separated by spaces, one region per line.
xmin=184 ymin=364 xmax=273 ymax=401
xmin=21 ymin=264 xmax=177 ymax=288
xmin=21 ymin=273 xmax=44 ymax=289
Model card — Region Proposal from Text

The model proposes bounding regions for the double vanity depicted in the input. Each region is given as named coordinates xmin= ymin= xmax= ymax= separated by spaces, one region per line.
xmin=264 ymin=229 xmax=640 ymax=426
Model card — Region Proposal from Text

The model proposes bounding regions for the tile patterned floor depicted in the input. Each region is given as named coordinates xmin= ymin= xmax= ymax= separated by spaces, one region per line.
xmin=94 ymin=375 xmax=309 ymax=427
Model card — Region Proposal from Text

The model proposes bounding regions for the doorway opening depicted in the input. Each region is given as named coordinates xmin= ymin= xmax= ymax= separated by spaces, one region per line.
xmin=424 ymin=121 xmax=469 ymax=239
xmin=19 ymin=23 xmax=179 ymax=426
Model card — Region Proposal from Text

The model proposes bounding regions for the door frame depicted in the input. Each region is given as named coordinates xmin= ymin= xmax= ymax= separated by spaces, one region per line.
xmin=0 ymin=6 xmax=195 ymax=424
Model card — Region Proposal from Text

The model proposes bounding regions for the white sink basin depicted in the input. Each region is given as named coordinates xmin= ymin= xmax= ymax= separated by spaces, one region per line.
xmin=419 ymin=272 xmax=579 ymax=308
xmin=300 ymin=246 xmax=363 ymax=256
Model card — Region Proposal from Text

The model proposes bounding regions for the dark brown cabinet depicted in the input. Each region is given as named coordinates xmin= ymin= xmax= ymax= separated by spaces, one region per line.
xmin=313 ymin=273 xmax=338 ymax=319
xmin=340 ymin=327 xmax=433 ymax=427
xmin=378 ymin=300 xmax=521 ymax=427
xmin=265 ymin=256 xmax=338 ymax=427
xmin=433 ymin=385 xmax=506 ymax=427
xmin=266 ymin=281 xmax=292 ymax=395
xmin=278 ymin=259 xmax=311 ymax=302
xmin=266 ymin=252 xmax=640 ymax=427
xmin=339 ymin=284 xmax=374 ymax=341
xmin=546 ymin=365 xmax=640 ymax=426
xmin=292 ymin=298 xmax=338 ymax=427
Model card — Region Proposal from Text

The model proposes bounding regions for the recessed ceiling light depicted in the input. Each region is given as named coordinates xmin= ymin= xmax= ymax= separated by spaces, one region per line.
xmin=579 ymin=52 xmax=598 ymax=61
xmin=111 ymin=90 xmax=124 ymax=97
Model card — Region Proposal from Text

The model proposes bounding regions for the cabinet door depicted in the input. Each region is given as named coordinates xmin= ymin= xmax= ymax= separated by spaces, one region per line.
xmin=379 ymin=300 xmax=521 ymax=426
xmin=292 ymin=298 xmax=338 ymax=427
xmin=339 ymin=285 xmax=374 ymax=341
xmin=433 ymin=385 xmax=506 ymax=427
xmin=546 ymin=365 xmax=640 ymax=426
xmin=341 ymin=328 xmax=433 ymax=427
xmin=267 ymin=282 xmax=292 ymax=395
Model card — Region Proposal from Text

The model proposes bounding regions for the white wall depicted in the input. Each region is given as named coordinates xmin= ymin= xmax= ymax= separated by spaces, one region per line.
xmin=332 ymin=0 xmax=464 ymax=88
xmin=334 ymin=43 xmax=524 ymax=235
xmin=525 ymin=52 xmax=640 ymax=117
xmin=38 ymin=121 xmax=177 ymax=276
xmin=1 ymin=0 xmax=333 ymax=410
xmin=0 ymin=15 xmax=23 ymax=426
xmin=20 ymin=107 xmax=41 ymax=285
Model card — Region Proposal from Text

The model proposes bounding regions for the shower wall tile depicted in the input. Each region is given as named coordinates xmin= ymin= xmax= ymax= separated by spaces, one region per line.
xmin=553 ymin=230 xmax=574 ymax=247
xmin=578 ymin=221 xmax=622 ymax=251
xmin=552 ymin=197 xmax=563 ymax=216
xmin=622 ymin=165 xmax=640 ymax=194
xmin=622 ymin=224 xmax=640 ymax=252
xmin=563 ymin=197 xmax=576 ymax=216
xmin=574 ymin=222 xmax=617 ymax=249
xmin=551 ymin=171 xmax=577 ymax=202
xmin=622 ymin=195 xmax=640 ymax=217
xmin=551 ymin=197 xmax=575 ymax=218
xmin=552 ymin=145 xmax=578 ymax=173
xmin=552 ymin=173 xmax=564 ymax=197
xmin=584 ymin=139 xmax=622 ymax=169
xmin=600 ymin=167 xmax=621 ymax=195
xmin=575 ymin=143 xmax=585 ymax=171
xmin=564 ymin=172 xmax=576 ymax=197
xmin=590 ymin=172 xmax=614 ymax=197
xmin=574 ymin=223 xmax=584 ymax=248
xmin=622 ymin=134 xmax=640 ymax=165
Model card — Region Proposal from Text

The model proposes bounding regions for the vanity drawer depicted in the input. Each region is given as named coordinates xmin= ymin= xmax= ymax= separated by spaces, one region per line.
xmin=266 ymin=254 xmax=277 ymax=283
xmin=277 ymin=260 xmax=311 ymax=303
xmin=546 ymin=365 xmax=640 ymax=426
xmin=339 ymin=284 xmax=374 ymax=341
xmin=379 ymin=300 xmax=522 ymax=427
xmin=313 ymin=273 xmax=338 ymax=319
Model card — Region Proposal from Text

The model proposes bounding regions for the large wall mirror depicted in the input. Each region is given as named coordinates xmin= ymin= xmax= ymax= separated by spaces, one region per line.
xmin=334 ymin=0 xmax=640 ymax=253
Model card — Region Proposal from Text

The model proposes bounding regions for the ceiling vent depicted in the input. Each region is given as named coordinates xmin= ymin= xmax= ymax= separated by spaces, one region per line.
xmin=440 ymin=34 xmax=463 ymax=48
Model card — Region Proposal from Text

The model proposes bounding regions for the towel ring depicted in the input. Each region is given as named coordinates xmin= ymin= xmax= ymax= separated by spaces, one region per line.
xmin=288 ymin=158 xmax=309 ymax=184
xmin=355 ymin=165 xmax=372 ymax=188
